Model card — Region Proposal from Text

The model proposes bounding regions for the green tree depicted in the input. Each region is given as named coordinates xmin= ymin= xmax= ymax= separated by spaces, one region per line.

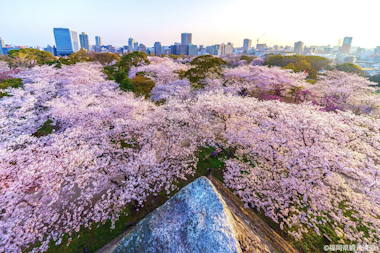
xmin=119 ymin=76 xmax=134 ymax=91
xmin=169 ymin=55 xmax=179 ymax=60
xmin=283 ymin=63 xmax=299 ymax=72
xmin=0 ymin=78 xmax=23 ymax=98
xmin=90 ymin=52 xmax=120 ymax=66
xmin=65 ymin=48 xmax=91 ymax=64
xmin=369 ymin=74 xmax=380 ymax=86
xmin=304 ymin=56 xmax=329 ymax=71
xmin=113 ymin=67 xmax=128 ymax=83
xmin=264 ymin=55 xmax=286 ymax=66
xmin=336 ymin=63 xmax=364 ymax=76
xmin=240 ymin=55 xmax=256 ymax=63
xmin=8 ymin=48 xmax=56 ymax=66
xmin=185 ymin=55 xmax=227 ymax=84
xmin=119 ymin=51 xmax=150 ymax=72
xmin=265 ymin=55 xmax=329 ymax=79
xmin=130 ymin=75 xmax=155 ymax=98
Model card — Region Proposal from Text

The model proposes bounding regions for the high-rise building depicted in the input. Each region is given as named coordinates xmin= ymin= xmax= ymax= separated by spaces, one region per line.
xmin=323 ymin=47 xmax=333 ymax=54
xmin=0 ymin=37 xmax=5 ymax=55
xmin=170 ymin=45 xmax=179 ymax=55
xmin=107 ymin=45 xmax=115 ymax=53
xmin=341 ymin=37 xmax=353 ymax=54
xmin=181 ymin=33 xmax=192 ymax=45
xmin=128 ymin=38 xmax=135 ymax=51
xmin=53 ymin=28 xmax=79 ymax=56
xmin=79 ymin=32 xmax=90 ymax=51
xmin=95 ymin=36 xmax=103 ymax=47
xmin=179 ymin=45 xmax=187 ymax=55
xmin=206 ymin=45 xmax=218 ymax=55
xmin=134 ymin=42 xmax=139 ymax=51
xmin=294 ymin=41 xmax=304 ymax=55
xmin=187 ymin=44 xmax=198 ymax=56
xmin=256 ymin=44 xmax=266 ymax=51
xmin=154 ymin=42 xmax=162 ymax=56
xmin=44 ymin=45 xmax=57 ymax=56
xmin=243 ymin=39 xmax=252 ymax=53
xmin=374 ymin=46 xmax=380 ymax=55
xmin=139 ymin=44 xmax=147 ymax=53
xmin=218 ymin=44 xmax=233 ymax=55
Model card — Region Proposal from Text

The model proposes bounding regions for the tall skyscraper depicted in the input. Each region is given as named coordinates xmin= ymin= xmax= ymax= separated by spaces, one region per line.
xmin=181 ymin=33 xmax=192 ymax=45
xmin=341 ymin=37 xmax=353 ymax=54
xmin=128 ymin=38 xmax=135 ymax=51
xmin=79 ymin=32 xmax=90 ymax=51
xmin=53 ymin=28 xmax=79 ymax=56
xmin=170 ymin=45 xmax=179 ymax=55
xmin=0 ymin=37 xmax=5 ymax=55
xmin=154 ymin=42 xmax=162 ymax=56
xmin=294 ymin=41 xmax=304 ymax=55
xmin=139 ymin=44 xmax=147 ymax=53
xmin=243 ymin=39 xmax=252 ymax=53
xmin=134 ymin=42 xmax=139 ymax=51
xmin=95 ymin=36 xmax=103 ymax=47
xmin=187 ymin=44 xmax=198 ymax=56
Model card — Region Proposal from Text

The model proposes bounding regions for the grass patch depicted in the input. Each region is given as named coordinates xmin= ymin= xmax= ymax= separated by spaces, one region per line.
xmin=0 ymin=78 xmax=23 ymax=98
xmin=306 ymin=79 xmax=318 ymax=84
xmin=33 ymin=120 xmax=55 ymax=137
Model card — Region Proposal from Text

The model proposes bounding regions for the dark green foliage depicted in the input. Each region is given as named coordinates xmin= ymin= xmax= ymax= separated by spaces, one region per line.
xmin=0 ymin=78 xmax=23 ymax=89
xmin=0 ymin=78 xmax=23 ymax=98
xmin=106 ymin=66 xmax=134 ymax=92
xmin=119 ymin=51 xmax=150 ymax=73
xmin=33 ymin=120 xmax=54 ymax=137
xmin=120 ymin=77 xmax=134 ymax=92
xmin=185 ymin=55 xmax=227 ymax=84
xmin=64 ymin=48 xmax=91 ymax=65
xmin=240 ymin=55 xmax=256 ymax=63
xmin=90 ymin=52 xmax=120 ymax=66
xmin=102 ymin=65 xmax=117 ymax=80
xmin=264 ymin=55 xmax=330 ymax=79
xmin=369 ymin=74 xmax=380 ymax=86
xmin=169 ymin=54 xmax=179 ymax=60
xmin=113 ymin=67 xmax=127 ymax=83
xmin=336 ymin=63 xmax=364 ymax=76
xmin=8 ymin=48 xmax=56 ymax=65
xmin=130 ymin=75 xmax=155 ymax=98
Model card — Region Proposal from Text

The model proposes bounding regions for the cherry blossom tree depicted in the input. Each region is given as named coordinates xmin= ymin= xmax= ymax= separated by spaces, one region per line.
xmin=128 ymin=56 xmax=190 ymax=85
xmin=177 ymin=91 xmax=380 ymax=245
xmin=1 ymin=59 xmax=380 ymax=253
xmin=223 ymin=65 xmax=308 ymax=97
xmin=306 ymin=70 xmax=379 ymax=114
xmin=0 ymin=62 xmax=200 ymax=252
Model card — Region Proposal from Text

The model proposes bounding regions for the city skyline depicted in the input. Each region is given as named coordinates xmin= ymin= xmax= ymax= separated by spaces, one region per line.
xmin=1 ymin=0 xmax=379 ymax=49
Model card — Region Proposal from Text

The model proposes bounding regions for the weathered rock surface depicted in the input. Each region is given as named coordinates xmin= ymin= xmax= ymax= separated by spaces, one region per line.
xmin=109 ymin=176 xmax=298 ymax=253
xmin=111 ymin=176 xmax=241 ymax=253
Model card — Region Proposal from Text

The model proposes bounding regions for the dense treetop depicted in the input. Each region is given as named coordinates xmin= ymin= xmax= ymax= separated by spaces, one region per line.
xmin=0 ymin=54 xmax=379 ymax=252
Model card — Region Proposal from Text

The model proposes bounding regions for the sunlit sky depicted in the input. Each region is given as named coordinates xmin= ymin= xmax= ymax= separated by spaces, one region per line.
xmin=1 ymin=0 xmax=379 ymax=49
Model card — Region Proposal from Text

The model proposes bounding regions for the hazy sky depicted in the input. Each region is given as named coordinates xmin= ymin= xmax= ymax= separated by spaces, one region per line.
xmin=1 ymin=0 xmax=379 ymax=49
